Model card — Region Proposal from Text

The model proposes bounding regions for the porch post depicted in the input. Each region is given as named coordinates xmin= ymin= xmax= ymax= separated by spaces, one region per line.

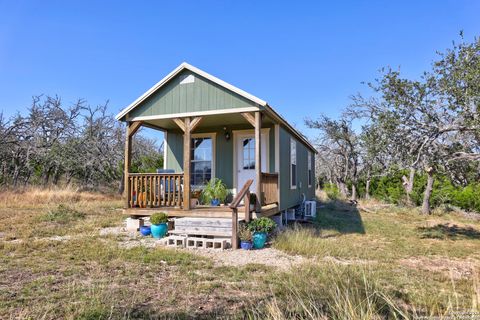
xmin=255 ymin=112 xmax=262 ymax=212
xmin=124 ymin=121 xmax=142 ymax=208
xmin=183 ymin=117 xmax=191 ymax=210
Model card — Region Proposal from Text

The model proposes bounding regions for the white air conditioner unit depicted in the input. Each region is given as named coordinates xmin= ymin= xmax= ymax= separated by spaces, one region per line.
xmin=304 ymin=201 xmax=317 ymax=218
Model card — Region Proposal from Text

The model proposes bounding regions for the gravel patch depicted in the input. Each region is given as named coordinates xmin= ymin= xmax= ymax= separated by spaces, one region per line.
xmin=188 ymin=247 xmax=307 ymax=270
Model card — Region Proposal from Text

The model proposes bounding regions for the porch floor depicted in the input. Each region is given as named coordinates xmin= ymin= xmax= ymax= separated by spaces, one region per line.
xmin=123 ymin=203 xmax=279 ymax=219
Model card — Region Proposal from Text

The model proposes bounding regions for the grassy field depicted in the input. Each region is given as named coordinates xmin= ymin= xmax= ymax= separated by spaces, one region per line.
xmin=0 ymin=188 xmax=479 ymax=319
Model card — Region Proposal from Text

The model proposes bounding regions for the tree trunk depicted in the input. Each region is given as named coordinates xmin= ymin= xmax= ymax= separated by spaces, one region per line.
xmin=337 ymin=180 xmax=348 ymax=198
xmin=118 ymin=171 xmax=125 ymax=194
xmin=402 ymin=167 xmax=415 ymax=205
xmin=421 ymin=168 xmax=435 ymax=215
xmin=351 ymin=184 xmax=357 ymax=201
xmin=365 ymin=179 xmax=371 ymax=200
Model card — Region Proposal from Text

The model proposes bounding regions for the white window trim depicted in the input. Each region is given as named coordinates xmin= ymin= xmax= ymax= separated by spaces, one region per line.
xmin=290 ymin=137 xmax=297 ymax=190
xmin=191 ymin=132 xmax=216 ymax=185
xmin=232 ymin=128 xmax=270 ymax=194
xmin=308 ymin=151 xmax=312 ymax=187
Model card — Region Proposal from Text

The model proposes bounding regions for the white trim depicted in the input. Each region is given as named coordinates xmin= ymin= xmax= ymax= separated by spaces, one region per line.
xmin=190 ymin=132 xmax=216 ymax=184
xmin=163 ymin=131 xmax=168 ymax=170
xmin=274 ymin=124 xmax=281 ymax=210
xmin=116 ymin=62 xmax=266 ymax=121
xmin=127 ymin=107 xmax=259 ymax=122
xmin=290 ymin=137 xmax=297 ymax=190
xmin=232 ymin=128 xmax=270 ymax=195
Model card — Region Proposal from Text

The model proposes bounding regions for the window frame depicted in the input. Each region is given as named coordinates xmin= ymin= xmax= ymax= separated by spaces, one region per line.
xmin=290 ymin=137 xmax=297 ymax=189
xmin=190 ymin=133 xmax=216 ymax=187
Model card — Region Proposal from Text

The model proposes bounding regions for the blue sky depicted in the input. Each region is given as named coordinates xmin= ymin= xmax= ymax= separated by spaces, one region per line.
xmin=1 ymin=1 xmax=479 ymax=142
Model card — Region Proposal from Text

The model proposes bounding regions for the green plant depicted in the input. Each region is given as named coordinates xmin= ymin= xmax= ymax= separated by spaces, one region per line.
xmin=238 ymin=225 xmax=252 ymax=241
xmin=248 ymin=217 xmax=276 ymax=234
xmin=201 ymin=178 xmax=228 ymax=204
xmin=323 ymin=183 xmax=340 ymax=200
xmin=150 ymin=212 xmax=168 ymax=225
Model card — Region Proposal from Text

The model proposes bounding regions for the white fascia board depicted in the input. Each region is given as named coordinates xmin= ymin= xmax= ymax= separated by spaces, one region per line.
xmin=116 ymin=62 xmax=267 ymax=121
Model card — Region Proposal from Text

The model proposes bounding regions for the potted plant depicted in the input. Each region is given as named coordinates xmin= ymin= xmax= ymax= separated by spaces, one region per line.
xmin=248 ymin=217 xmax=276 ymax=249
xmin=201 ymin=178 xmax=228 ymax=206
xmin=150 ymin=212 xmax=169 ymax=239
xmin=238 ymin=225 xmax=253 ymax=250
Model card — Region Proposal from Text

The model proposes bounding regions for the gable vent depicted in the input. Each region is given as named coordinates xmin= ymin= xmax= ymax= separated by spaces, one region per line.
xmin=180 ymin=74 xmax=195 ymax=85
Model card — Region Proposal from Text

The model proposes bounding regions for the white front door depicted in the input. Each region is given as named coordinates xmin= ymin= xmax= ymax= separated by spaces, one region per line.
xmin=236 ymin=132 xmax=267 ymax=193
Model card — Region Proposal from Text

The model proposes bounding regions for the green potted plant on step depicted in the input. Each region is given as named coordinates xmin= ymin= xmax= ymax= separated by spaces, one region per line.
xmin=248 ymin=217 xmax=276 ymax=249
xmin=201 ymin=178 xmax=228 ymax=206
xmin=150 ymin=212 xmax=169 ymax=239
xmin=238 ymin=225 xmax=253 ymax=250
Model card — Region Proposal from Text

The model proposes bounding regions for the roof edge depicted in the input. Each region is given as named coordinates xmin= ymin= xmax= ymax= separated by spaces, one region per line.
xmin=115 ymin=62 xmax=267 ymax=121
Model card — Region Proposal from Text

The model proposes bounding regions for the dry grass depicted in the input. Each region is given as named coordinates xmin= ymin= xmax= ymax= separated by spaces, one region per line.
xmin=1 ymin=191 xmax=480 ymax=318
xmin=0 ymin=186 xmax=119 ymax=208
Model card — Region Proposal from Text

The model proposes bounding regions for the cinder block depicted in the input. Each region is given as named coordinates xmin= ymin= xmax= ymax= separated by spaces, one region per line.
xmin=213 ymin=240 xmax=225 ymax=249
xmin=126 ymin=218 xmax=144 ymax=231
xmin=186 ymin=237 xmax=206 ymax=249
xmin=167 ymin=235 xmax=186 ymax=248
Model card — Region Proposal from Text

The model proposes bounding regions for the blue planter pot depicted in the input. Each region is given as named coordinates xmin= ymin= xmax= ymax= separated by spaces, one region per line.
xmin=211 ymin=199 xmax=220 ymax=206
xmin=240 ymin=241 xmax=253 ymax=250
xmin=252 ymin=232 xmax=267 ymax=249
xmin=139 ymin=225 xmax=151 ymax=236
xmin=151 ymin=223 xmax=168 ymax=239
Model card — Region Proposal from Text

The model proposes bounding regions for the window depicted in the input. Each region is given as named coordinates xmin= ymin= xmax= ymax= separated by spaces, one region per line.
xmin=308 ymin=152 xmax=312 ymax=187
xmin=242 ymin=138 xmax=255 ymax=170
xmin=290 ymin=138 xmax=297 ymax=188
xmin=190 ymin=137 xmax=212 ymax=186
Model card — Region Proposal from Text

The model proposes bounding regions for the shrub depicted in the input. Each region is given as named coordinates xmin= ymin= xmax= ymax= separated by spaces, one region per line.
xmin=248 ymin=217 xmax=276 ymax=234
xmin=150 ymin=212 xmax=168 ymax=225
xmin=323 ymin=183 xmax=339 ymax=200
xmin=41 ymin=204 xmax=85 ymax=224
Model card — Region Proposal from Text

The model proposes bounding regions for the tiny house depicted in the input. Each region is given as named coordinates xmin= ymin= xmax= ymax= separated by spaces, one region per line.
xmin=117 ymin=63 xmax=316 ymax=246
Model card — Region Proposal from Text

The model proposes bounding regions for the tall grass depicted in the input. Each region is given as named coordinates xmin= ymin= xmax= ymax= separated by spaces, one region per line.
xmin=246 ymin=263 xmax=480 ymax=320
xmin=247 ymin=263 xmax=410 ymax=320
xmin=0 ymin=186 xmax=119 ymax=208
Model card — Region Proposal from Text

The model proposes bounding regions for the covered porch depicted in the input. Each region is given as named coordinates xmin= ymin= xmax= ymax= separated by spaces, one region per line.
xmin=123 ymin=110 xmax=280 ymax=216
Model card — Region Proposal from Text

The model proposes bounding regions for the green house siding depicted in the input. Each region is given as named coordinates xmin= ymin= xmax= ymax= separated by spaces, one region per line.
xmin=278 ymin=126 xmax=315 ymax=211
xmin=130 ymin=70 xmax=258 ymax=118
xmin=165 ymin=124 xmax=275 ymax=191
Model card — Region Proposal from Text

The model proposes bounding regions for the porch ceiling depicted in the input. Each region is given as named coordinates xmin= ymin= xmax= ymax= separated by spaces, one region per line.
xmin=142 ymin=112 xmax=274 ymax=131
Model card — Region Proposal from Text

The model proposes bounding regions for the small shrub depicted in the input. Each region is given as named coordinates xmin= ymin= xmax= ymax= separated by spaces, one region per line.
xmin=150 ymin=212 xmax=168 ymax=225
xmin=323 ymin=183 xmax=339 ymax=200
xmin=41 ymin=204 xmax=85 ymax=224
xmin=248 ymin=217 xmax=276 ymax=234
xmin=238 ymin=224 xmax=252 ymax=241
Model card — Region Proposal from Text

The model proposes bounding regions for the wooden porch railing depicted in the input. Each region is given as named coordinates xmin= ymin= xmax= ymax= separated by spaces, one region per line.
xmin=260 ymin=172 xmax=279 ymax=205
xmin=127 ymin=173 xmax=184 ymax=208
xmin=230 ymin=179 xmax=253 ymax=249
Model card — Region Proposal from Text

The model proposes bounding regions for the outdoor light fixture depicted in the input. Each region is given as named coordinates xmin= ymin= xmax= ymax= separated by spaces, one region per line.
xmin=223 ymin=127 xmax=230 ymax=141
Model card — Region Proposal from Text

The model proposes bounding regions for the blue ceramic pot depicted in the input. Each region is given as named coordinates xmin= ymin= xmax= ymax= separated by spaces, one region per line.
xmin=240 ymin=240 xmax=253 ymax=250
xmin=151 ymin=223 xmax=168 ymax=239
xmin=139 ymin=225 xmax=151 ymax=236
xmin=252 ymin=232 xmax=267 ymax=249
xmin=211 ymin=199 xmax=220 ymax=206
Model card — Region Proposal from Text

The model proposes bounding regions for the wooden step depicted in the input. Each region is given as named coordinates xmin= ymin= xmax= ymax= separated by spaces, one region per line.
xmin=174 ymin=217 xmax=232 ymax=227
xmin=169 ymin=229 xmax=232 ymax=237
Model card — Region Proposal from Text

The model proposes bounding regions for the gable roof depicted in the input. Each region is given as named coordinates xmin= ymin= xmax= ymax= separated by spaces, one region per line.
xmin=116 ymin=62 xmax=317 ymax=153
